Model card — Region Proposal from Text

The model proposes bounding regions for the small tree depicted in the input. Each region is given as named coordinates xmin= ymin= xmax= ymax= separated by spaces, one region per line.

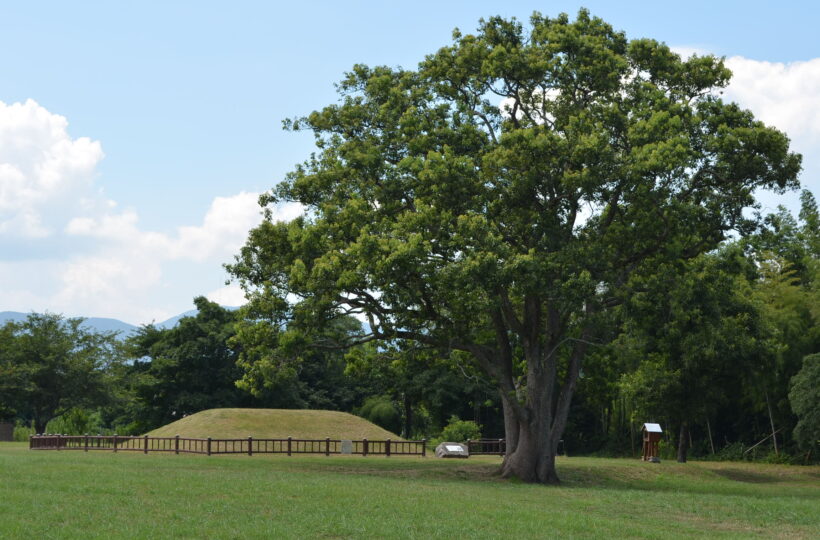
xmin=125 ymin=297 xmax=249 ymax=431
xmin=440 ymin=416 xmax=482 ymax=443
xmin=0 ymin=313 xmax=119 ymax=433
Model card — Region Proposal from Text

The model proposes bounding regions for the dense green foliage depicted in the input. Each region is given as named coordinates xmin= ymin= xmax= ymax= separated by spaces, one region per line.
xmin=226 ymin=10 xmax=800 ymax=482
xmin=439 ymin=416 xmax=483 ymax=443
xmin=356 ymin=395 xmax=402 ymax=434
xmin=121 ymin=297 xmax=252 ymax=432
xmin=0 ymin=313 xmax=120 ymax=433
xmin=790 ymin=353 xmax=820 ymax=450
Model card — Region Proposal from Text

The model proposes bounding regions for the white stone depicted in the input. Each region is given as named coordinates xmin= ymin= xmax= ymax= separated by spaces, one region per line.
xmin=435 ymin=441 xmax=469 ymax=458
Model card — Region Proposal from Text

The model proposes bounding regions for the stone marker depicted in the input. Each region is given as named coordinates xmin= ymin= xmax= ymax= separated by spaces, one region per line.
xmin=435 ymin=441 xmax=469 ymax=458
xmin=341 ymin=440 xmax=353 ymax=454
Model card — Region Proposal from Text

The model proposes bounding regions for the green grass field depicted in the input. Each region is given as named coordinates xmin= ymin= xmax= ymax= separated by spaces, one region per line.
xmin=1 ymin=442 xmax=817 ymax=539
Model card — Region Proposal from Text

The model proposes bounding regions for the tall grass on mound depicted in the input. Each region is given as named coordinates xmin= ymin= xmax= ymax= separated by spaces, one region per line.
xmin=1 ymin=444 xmax=818 ymax=538
xmin=145 ymin=408 xmax=402 ymax=440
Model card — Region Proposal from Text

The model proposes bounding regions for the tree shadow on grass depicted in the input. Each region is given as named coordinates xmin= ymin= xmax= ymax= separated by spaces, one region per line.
xmin=709 ymin=468 xmax=780 ymax=483
xmin=554 ymin=461 xmax=820 ymax=499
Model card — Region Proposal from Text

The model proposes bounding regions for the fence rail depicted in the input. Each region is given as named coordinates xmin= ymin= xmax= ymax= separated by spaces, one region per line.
xmin=29 ymin=434 xmax=426 ymax=457
xmin=467 ymin=438 xmax=506 ymax=456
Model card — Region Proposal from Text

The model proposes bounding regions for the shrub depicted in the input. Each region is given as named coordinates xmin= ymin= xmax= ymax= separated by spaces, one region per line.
xmin=13 ymin=421 xmax=34 ymax=442
xmin=439 ymin=416 xmax=482 ymax=443
xmin=46 ymin=408 xmax=104 ymax=435
xmin=707 ymin=442 xmax=748 ymax=462
xmin=357 ymin=396 xmax=401 ymax=435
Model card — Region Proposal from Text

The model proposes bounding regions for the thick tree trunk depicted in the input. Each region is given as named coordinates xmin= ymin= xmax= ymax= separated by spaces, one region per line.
xmin=34 ymin=418 xmax=48 ymax=435
xmin=499 ymin=383 xmax=562 ymax=484
xmin=500 ymin=391 xmax=520 ymax=455
xmin=677 ymin=421 xmax=689 ymax=463
xmin=500 ymin=422 xmax=560 ymax=484
xmin=488 ymin=300 xmax=592 ymax=484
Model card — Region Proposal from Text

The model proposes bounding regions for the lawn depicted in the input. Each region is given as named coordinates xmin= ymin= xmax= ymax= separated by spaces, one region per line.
xmin=1 ymin=442 xmax=817 ymax=538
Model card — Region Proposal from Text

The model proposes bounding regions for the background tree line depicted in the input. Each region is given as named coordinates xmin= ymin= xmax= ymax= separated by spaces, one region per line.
xmin=1 ymin=192 xmax=817 ymax=462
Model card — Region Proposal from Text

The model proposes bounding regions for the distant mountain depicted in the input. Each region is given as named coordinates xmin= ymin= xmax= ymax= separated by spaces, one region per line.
xmin=0 ymin=306 xmax=241 ymax=338
xmin=81 ymin=317 xmax=139 ymax=335
xmin=0 ymin=311 xmax=26 ymax=324
xmin=153 ymin=306 xmax=240 ymax=329
xmin=0 ymin=311 xmax=138 ymax=337
xmin=155 ymin=309 xmax=198 ymax=329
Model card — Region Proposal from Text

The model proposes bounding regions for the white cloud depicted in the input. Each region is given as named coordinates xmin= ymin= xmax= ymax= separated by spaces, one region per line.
xmin=661 ymin=49 xmax=818 ymax=206
xmin=723 ymin=56 xmax=820 ymax=145
xmin=206 ymin=284 xmax=247 ymax=307
xmin=173 ymin=192 xmax=268 ymax=261
xmin=0 ymin=99 xmax=105 ymax=238
xmin=720 ymin=56 xmax=820 ymax=210
xmin=0 ymin=99 xmax=303 ymax=324
xmin=55 ymin=195 xmax=301 ymax=322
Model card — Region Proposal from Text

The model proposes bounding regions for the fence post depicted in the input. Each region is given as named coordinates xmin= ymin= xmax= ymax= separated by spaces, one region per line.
xmin=29 ymin=435 xmax=32 ymax=450
xmin=325 ymin=437 xmax=330 ymax=457
xmin=386 ymin=438 xmax=391 ymax=457
xmin=207 ymin=437 xmax=212 ymax=456
xmin=143 ymin=435 xmax=148 ymax=454
xmin=248 ymin=436 xmax=253 ymax=456
xmin=113 ymin=434 xmax=118 ymax=453
xmin=499 ymin=438 xmax=504 ymax=456
xmin=422 ymin=439 xmax=426 ymax=457
xmin=57 ymin=434 xmax=61 ymax=451
xmin=363 ymin=438 xmax=368 ymax=457
xmin=175 ymin=435 xmax=179 ymax=455
xmin=287 ymin=436 xmax=292 ymax=456
xmin=84 ymin=434 xmax=89 ymax=452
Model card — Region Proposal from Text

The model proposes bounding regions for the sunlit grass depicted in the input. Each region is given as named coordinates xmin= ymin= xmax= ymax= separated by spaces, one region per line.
xmin=2 ymin=442 xmax=818 ymax=538
xmin=144 ymin=408 xmax=402 ymax=440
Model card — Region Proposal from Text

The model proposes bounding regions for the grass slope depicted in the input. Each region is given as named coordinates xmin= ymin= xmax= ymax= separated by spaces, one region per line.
xmin=145 ymin=408 xmax=401 ymax=440
xmin=2 ymin=443 xmax=818 ymax=538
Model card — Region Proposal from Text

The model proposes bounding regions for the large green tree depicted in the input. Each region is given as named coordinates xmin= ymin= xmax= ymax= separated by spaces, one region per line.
xmin=229 ymin=11 xmax=800 ymax=482
xmin=232 ymin=313 xmax=365 ymax=411
xmin=617 ymin=247 xmax=770 ymax=462
xmin=125 ymin=297 xmax=250 ymax=431
xmin=0 ymin=313 xmax=120 ymax=433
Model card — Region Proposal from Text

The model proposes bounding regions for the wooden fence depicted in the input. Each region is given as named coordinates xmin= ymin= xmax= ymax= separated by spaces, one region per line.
xmin=29 ymin=434 xmax=426 ymax=457
xmin=466 ymin=438 xmax=506 ymax=456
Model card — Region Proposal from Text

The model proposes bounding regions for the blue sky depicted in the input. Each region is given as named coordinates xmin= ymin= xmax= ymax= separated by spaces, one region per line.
xmin=1 ymin=1 xmax=819 ymax=324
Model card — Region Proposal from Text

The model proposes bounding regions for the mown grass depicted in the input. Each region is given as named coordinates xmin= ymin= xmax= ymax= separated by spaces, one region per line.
xmin=144 ymin=408 xmax=401 ymax=440
xmin=1 ymin=442 xmax=817 ymax=539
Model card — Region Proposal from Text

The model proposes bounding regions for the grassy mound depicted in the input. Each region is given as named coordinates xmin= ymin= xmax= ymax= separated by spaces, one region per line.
xmin=145 ymin=408 xmax=401 ymax=440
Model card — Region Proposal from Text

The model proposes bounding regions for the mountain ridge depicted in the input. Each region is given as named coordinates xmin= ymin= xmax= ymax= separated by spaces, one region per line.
xmin=0 ymin=307 xmax=237 ymax=337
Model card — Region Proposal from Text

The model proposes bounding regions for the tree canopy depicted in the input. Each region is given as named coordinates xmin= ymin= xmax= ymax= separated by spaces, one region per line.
xmin=229 ymin=9 xmax=800 ymax=483
xmin=790 ymin=353 xmax=820 ymax=451
xmin=124 ymin=297 xmax=250 ymax=432
xmin=0 ymin=313 xmax=120 ymax=433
